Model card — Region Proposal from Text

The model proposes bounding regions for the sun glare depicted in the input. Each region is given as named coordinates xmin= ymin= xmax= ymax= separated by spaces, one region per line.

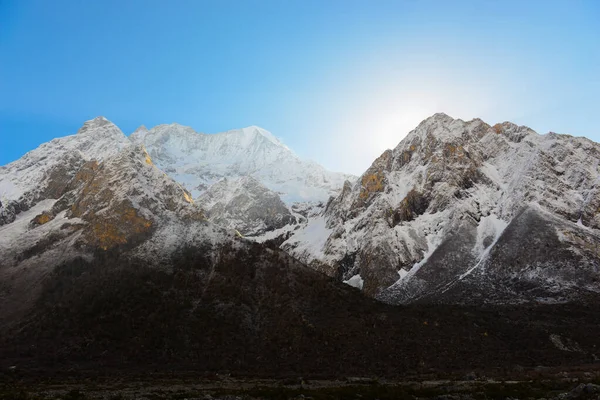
xmin=370 ymin=106 xmax=432 ymax=151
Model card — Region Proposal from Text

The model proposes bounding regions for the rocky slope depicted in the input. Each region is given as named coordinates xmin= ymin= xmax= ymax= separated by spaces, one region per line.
xmin=198 ymin=176 xmax=296 ymax=236
xmin=283 ymin=113 xmax=600 ymax=304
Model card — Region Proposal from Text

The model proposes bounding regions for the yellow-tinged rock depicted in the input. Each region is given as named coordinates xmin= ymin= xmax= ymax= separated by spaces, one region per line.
xmin=359 ymin=171 xmax=385 ymax=199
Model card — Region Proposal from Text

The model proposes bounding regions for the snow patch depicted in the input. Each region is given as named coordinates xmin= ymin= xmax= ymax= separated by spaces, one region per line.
xmin=281 ymin=216 xmax=331 ymax=262
xmin=459 ymin=214 xmax=509 ymax=279
xmin=343 ymin=274 xmax=364 ymax=290
xmin=472 ymin=214 xmax=509 ymax=258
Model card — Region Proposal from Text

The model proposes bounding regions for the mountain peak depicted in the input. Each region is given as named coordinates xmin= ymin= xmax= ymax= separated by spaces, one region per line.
xmin=133 ymin=125 xmax=148 ymax=134
xmin=421 ymin=112 xmax=455 ymax=125
xmin=77 ymin=116 xmax=124 ymax=138
xmin=239 ymin=126 xmax=288 ymax=149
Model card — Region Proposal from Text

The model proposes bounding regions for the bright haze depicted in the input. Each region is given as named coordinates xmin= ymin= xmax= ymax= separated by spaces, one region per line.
xmin=1 ymin=0 xmax=599 ymax=175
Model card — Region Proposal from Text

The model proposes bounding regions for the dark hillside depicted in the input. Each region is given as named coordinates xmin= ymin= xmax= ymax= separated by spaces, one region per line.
xmin=2 ymin=241 xmax=599 ymax=378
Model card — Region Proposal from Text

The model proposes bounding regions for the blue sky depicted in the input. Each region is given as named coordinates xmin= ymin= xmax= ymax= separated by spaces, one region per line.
xmin=1 ymin=0 xmax=599 ymax=175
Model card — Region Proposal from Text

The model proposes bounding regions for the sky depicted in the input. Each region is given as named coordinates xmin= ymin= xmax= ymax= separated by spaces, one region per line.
xmin=1 ymin=0 xmax=599 ymax=175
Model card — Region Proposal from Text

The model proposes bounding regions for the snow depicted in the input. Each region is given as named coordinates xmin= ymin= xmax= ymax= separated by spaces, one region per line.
xmin=250 ymin=222 xmax=297 ymax=243
xmin=313 ymin=112 xmax=600 ymax=303
xmin=398 ymin=268 xmax=409 ymax=279
xmin=480 ymin=162 xmax=506 ymax=190
xmin=459 ymin=215 xmax=508 ymax=280
xmin=0 ymin=179 xmax=22 ymax=202
xmin=343 ymin=274 xmax=364 ymax=289
xmin=281 ymin=215 xmax=331 ymax=263
xmin=241 ymin=126 xmax=290 ymax=151
xmin=2 ymin=112 xmax=599 ymax=306
xmin=471 ymin=214 xmax=509 ymax=258
xmin=0 ymin=199 xmax=58 ymax=248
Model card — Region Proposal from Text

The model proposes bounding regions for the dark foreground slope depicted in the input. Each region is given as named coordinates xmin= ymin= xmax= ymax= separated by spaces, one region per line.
xmin=2 ymin=240 xmax=599 ymax=379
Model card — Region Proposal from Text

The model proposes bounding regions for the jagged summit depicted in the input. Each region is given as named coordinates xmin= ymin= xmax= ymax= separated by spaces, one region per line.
xmin=424 ymin=112 xmax=454 ymax=122
xmin=411 ymin=113 xmax=537 ymax=143
xmin=77 ymin=116 xmax=121 ymax=135
xmin=130 ymin=125 xmax=149 ymax=144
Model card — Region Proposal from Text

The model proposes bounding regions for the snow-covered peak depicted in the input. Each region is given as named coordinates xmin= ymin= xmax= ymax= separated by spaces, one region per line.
xmin=67 ymin=144 xmax=203 ymax=228
xmin=239 ymin=126 xmax=289 ymax=150
xmin=422 ymin=112 xmax=454 ymax=124
xmin=135 ymin=124 xmax=148 ymax=132
xmin=403 ymin=113 xmax=536 ymax=145
xmin=0 ymin=116 xmax=130 ymax=216
xmin=135 ymin=122 xmax=354 ymax=203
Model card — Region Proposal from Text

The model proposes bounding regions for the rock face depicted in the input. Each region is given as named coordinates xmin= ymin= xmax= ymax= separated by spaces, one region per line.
xmin=285 ymin=113 xmax=600 ymax=303
xmin=198 ymin=176 xmax=296 ymax=236
xmin=130 ymin=123 xmax=355 ymax=203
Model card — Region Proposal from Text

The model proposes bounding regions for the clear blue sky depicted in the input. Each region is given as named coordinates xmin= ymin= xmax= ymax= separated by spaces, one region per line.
xmin=1 ymin=0 xmax=599 ymax=175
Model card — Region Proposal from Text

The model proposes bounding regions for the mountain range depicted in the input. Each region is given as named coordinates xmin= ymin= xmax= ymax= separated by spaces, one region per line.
xmin=0 ymin=114 xmax=598 ymax=377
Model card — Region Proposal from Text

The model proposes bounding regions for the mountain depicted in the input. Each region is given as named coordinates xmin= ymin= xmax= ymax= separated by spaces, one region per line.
xmin=284 ymin=113 xmax=600 ymax=304
xmin=0 ymin=115 xmax=599 ymax=378
xmin=130 ymin=123 xmax=355 ymax=203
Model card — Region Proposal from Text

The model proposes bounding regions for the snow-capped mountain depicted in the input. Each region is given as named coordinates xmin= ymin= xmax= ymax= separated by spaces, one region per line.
xmin=130 ymin=123 xmax=355 ymax=203
xmin=283 ymin=113 xmax=600 ymax=304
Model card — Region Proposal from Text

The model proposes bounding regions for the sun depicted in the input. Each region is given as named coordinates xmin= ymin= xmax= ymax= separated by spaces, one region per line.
xmin=370 ymin=105 xmax=431 ymax=151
